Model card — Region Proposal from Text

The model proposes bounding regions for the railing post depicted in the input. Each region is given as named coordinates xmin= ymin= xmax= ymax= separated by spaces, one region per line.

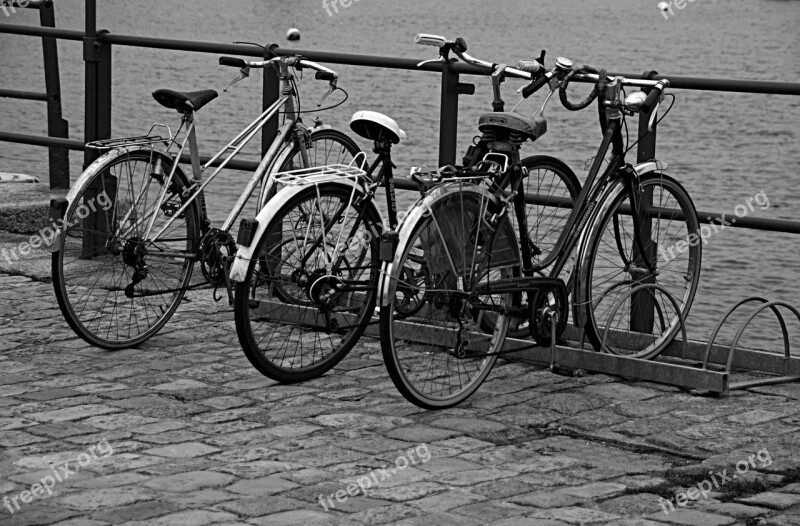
xmin=630 ymin=77 xmax=659 ymax=335
xmin=82 ymin=0 xmax=113 ymax=258
xmin=82 ymin=0 xmax=110 ymax=167
xmin=261 ymin=47 xmax=279 ymax=157
xmin=37 ymin=0 xmax=69 ymax=189
xmin=438 ymin=60 xmax=460 ymax=167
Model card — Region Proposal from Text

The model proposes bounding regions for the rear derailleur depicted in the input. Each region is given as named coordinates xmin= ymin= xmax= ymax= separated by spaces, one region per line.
xmin=200 ymin=228 xmax=237 ymax=304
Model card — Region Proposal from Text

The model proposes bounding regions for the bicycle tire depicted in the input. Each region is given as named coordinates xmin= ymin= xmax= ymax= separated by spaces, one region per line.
xmin=52 ymin=149 xmax=201 ymax=350
xmin=506 ymin=155 xmax=580 ymax=339
xmin=380 ymin=184 xmax=517 ymax=409
xmin=576 ymin=172 xmax=701 ymax=359
xmin=235 ymin=182 xmax=381 ymax=382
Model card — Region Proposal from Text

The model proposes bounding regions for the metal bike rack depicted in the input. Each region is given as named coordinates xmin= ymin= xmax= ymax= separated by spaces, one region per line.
xmin=502 ymin=286 xmax=800 ymax=393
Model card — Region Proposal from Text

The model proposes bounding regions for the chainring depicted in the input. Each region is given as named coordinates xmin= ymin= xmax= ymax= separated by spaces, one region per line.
xmin=199 ymin=228 xmax=236 ymax=287
xmin=528 ymin=279 xmax=569 ymax=344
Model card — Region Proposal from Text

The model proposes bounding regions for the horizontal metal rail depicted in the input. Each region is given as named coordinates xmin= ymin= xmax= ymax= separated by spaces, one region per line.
xmin=2 ymin=24 xmax=799 ymax=95
xmin=0 ymin=23 xmax=83 ymax=41
xmin=0 ymin=131 xmax=82 ymax=150
xmin=0 ymin=88 xmax=47 ymax=101
xmin=4 ymin=129 xmax=799 ymax=235
xmin=1 ymin=20 xmax=799 ymax=232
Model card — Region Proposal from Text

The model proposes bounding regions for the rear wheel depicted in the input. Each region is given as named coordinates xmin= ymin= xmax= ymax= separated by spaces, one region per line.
xmin=235 ymin=183 xmax=380 ymax=382
xmin=578 ymin=173 xmax=701 ymax=359
xmin=381 ymin=186 xmax=518 ymax=409
xmin=52 ymin=150 xmax=200 ymax=349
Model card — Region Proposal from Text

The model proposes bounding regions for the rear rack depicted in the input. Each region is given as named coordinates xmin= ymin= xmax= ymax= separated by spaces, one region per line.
xmin=273 ymin=163 xmax=368 ymax=187
xmin=86 ymin=124 xmax=174 ymax=151
xmin=86 ymin=135 xmax=171 ymax=151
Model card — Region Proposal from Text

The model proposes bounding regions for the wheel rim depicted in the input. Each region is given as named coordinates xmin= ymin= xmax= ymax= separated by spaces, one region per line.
xmin=241 ymin=186 xmax=377 ymax=377
xmin=55 ymin=151 xmax=196 ymax=348
xmin=384 ymin=190 xmax=513 ymax=407
xmin=581 ymin=175 xmax=700 ymax=357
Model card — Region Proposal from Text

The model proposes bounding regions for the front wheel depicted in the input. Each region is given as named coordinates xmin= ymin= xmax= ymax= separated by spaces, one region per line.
xmin=507 ymin=155 xmax=581 ymax=339
xmin=577 ymin=173 xmax=701 ymax=359
xmin=234 ymin=183 xmax=381 ymax=382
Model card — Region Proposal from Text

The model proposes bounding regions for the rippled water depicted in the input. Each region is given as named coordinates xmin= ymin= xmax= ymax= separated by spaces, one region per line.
xmin=1 ymin=0 xmax=799 ymax=346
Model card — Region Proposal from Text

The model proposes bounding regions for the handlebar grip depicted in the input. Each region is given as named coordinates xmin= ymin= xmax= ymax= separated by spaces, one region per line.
xmin=414 ymin=33 xmax=448 ymax=48
xmin=522 ymin=73 xmax=550 ymax=98
xmin=640 ymin=81 xmax=667 ymax=113
xmin=219 ymin=57 xmax=248 ymax=68
xmin=515 ymin=60 xmax=543 ymax=74
xmin=315 ymin=71 xmax=336 ymax=82
xmin=454 ymin=36 xmax=468 ymax=53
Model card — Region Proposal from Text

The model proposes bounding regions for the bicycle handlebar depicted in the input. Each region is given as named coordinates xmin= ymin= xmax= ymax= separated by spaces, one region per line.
xmin=545 ymin=62 xmax=669 ymax=114
xmin=414 ymin=33 xmax=535 ymax=81
xmin=639 ymin=80 xmax=669 ymax=113
xmin=218 ymin=56 xmax=339 ymax=83
xmin=219 ymin=57 xmax=248 ymax=68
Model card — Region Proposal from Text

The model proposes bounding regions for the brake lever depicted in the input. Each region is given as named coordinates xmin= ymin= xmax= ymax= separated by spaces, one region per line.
xmin=417 ymin=56 xmax=446 ymax=68
xmin=223 ymin=67 xmax=250 ymax=92
xmin=647 ymin=101 xmax=660 ymax=132
xmin=317 ymin=84 xmax=336 ymax=107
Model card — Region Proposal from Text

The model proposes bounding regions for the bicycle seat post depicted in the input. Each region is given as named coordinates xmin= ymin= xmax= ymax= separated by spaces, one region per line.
xmin=183 ymin=111 xmax=202 ymax=182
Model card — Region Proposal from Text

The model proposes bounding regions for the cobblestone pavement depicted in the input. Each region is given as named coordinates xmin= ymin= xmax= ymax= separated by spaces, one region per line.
xmin=3 ymin=271 xmax=800 ymax=526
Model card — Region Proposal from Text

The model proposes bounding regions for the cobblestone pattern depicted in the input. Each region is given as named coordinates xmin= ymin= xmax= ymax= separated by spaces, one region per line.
xmin=3 ymin=273 xmax=800 ymax=525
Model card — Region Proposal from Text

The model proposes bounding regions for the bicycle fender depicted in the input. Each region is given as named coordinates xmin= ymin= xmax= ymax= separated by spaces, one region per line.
xmin=379 ymin=183 xmax=498 ymax=308
xmin=48 ymin=146 xmax=175 ymax=253
xmin=633 ymin=160 xmax=668 ymax=177
xmin=230 ymin=180 xmax=382 ymax=283
xmin=571 ymin=178 xmax=629 ymax=329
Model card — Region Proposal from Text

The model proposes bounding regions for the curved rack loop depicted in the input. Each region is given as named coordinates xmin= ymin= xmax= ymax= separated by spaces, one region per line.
xmin=702 ymin=296 xmax=791 ymax=371
xmin=599 ymin=283 xmax=688 ymax=359
xmin=726 ymin=300 xmax=800 ymax=373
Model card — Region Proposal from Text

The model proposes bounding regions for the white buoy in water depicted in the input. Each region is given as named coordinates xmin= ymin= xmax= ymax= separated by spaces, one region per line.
xmin=656 ymin=1 xmax=670 ymax=12
xmin=286 ymin=28 xmax=301 ymax=41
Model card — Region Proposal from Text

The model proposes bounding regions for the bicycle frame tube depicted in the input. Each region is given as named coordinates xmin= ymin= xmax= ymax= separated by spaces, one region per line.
xmin=146 ymin=94 xmax=291 ymax=242
xmin=220 ymin=118 xmax=295 ymax=232
xmin=521 ymin=119 xmax=626 ymax=278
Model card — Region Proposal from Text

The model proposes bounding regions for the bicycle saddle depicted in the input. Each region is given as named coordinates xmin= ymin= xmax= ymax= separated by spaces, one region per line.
xmin=152 ymin=89 xmax=219 ymax=113
xmin=350 ymin=111 xmax=407 ymax=144
xmin=478 ymin=112 xmax=547 ymax=142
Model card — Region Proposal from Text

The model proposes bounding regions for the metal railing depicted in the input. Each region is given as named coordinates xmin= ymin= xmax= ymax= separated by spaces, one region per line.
xmin=1 ymin=0 xmax=799 ymax=235
xmin=0 ymin=0 xmax=68 ymax=189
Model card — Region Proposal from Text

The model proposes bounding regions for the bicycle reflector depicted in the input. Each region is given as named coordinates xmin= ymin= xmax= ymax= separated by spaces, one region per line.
xmin=50 ymin=196 xmax=68 ymax=222
xmin=237 ymin=218 xmax=258 ymax=247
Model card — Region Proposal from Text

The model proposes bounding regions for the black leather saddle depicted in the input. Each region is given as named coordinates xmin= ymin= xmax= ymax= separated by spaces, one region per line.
xmin=478 ymin=112 xmax=547 ymax=142
xmin=152 ymin=89 xmax=219 ymax=113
